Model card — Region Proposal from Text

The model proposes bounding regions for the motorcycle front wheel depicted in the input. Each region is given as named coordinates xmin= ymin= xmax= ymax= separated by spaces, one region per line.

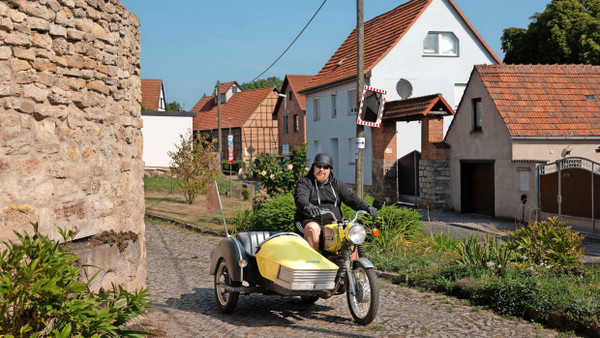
xmin=346 ymin=265 xmax=379 ymax=325
xmin=214 ymin=259 xmax=240 ymax=313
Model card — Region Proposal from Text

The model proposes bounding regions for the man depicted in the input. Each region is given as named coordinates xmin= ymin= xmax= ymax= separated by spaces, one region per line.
xmin=294 ymin=153 xmax=378 ymax=251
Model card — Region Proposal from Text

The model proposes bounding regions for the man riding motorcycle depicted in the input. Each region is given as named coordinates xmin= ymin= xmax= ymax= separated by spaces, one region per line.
xmin=294 ymin=153 xmax=378 ymax=251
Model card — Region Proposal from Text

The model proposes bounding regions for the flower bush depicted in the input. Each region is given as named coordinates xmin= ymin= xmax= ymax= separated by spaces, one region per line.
xmin=249 ymin=143 xmax=309 ymax=196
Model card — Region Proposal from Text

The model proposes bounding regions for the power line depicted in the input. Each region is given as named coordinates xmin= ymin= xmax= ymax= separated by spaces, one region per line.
xmin=247 ymin=0 xmax=327 ymax=84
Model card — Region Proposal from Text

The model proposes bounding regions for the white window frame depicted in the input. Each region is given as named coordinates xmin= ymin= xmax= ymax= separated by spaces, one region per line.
xmin=313 ymin=97 xmax=320 ymax=121
xmin=423 ymin=32 xmax=458 ymax=56
xmin=348 ymin=88 xmax=357 ymax=115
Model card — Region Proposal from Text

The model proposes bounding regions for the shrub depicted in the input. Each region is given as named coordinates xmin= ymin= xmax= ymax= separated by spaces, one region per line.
xmin=230 ymin=208 xmax=253 ymax=235
xmin=364 ymin=205 xmax=423 ymax=255
xmin=249 ymin=193 xmax=296 ymax=232
xmin=168 ymin=131 xmax=219 ymax=204
xmin=241 ymin=189 xmax=250 ymax=200
xmin=249 ymin=144 xmax=309 ymax=196
xmin=0 ymin=225 xmax=150 ymax=337
xmin=506 ymin=217 xmax=585 ymax=272
xmin=457 ymin=233 xmax=513 ymax=274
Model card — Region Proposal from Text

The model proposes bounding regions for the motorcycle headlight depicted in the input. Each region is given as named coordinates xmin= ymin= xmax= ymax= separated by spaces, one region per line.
xmin=348 ymin=224 xmax=367 ymax=245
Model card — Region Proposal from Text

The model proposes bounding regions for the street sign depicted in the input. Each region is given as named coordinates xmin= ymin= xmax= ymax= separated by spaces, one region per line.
xmin=227 ymin=134 xmax=233 ymax=164
xmin=282 ymin=144 xmax=289 ymax=155
xmin=247 ymin=145 xmax=255 ymax=155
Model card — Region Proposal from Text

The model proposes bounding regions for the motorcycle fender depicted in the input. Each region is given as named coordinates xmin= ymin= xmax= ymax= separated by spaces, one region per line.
xmin=209 ymin=236 xmax=247 ymax=282
xmin=352 ymin=257 xmax=375 ymax=270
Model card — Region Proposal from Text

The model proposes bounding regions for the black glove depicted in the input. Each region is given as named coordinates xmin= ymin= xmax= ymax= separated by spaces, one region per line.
xmin=367 ymin=206 xmax=378 ymax=218
xmin=306 ymin=204 xmax=321 ymax=217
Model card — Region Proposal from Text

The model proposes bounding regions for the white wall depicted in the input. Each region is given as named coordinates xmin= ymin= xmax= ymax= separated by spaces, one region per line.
xmin=141 ymin=114 xmax=193 ymax=168
xmin=370 ymin=0 xmax=498 ymax=158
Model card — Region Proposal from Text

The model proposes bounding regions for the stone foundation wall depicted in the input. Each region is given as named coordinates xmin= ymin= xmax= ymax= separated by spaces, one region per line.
xmin=419 ymin=160 xmax=450 ymax=210
xmin=0 ymin=0 xmax=145 ymax=290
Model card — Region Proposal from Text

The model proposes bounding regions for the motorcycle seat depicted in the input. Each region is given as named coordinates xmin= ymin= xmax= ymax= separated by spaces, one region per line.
xmin=236 ymin=231 xmax=278 ymax=256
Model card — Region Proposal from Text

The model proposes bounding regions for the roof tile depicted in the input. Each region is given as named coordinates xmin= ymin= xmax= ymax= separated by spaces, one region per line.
xmin=477 ymin=64 xmax=600 ymax=138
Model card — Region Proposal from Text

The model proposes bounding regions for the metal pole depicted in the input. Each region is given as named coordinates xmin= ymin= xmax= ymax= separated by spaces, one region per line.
xmin=229 ymin=118 xmax=232 ymax=198
xmin=284 ymin=95 xmax=288 ymax=153
xmin=355 ymin=0 xmax=365 ymax=198
xmin=592 ymin=162 xmax=595 ymax=233
xmin=536 ymin=165 xmax=541 ymax=222
xmin=216 ymin=81 xmax=222 ymax=165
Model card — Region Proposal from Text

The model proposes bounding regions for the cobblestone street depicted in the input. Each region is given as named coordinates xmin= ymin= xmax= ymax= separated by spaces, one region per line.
xmin=139 ymin=220 xmax=561 ymax=337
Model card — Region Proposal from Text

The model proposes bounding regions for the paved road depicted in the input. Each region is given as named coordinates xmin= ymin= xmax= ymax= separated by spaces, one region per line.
xmin=138 ymin=221 xmax=561 ymax=337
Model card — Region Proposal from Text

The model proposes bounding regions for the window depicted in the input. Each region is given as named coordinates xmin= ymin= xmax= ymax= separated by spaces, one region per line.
xmin=348 ymin=88 xmax=357 ymax=114
xmin=293 ymin=114 xmax=299 ymax=132
xmin=348 ymin=137 xmax=357 ymax=164
xmin=331 ymin=93 xmax=337 ymax=118
xmin=283 ymin=115 xmax=288 ymax=134
xmin=472 ymin=98 xmax=482 ymax=132
xmin=423 ymin=32 xmax=458 ymax=56
xmin=313 ymin=97 xmax=320 ymax=121
xmin=289 ymin=91 xmax=293 ymax=100
xmin=314 ymin=140 xmax=321 ymax=153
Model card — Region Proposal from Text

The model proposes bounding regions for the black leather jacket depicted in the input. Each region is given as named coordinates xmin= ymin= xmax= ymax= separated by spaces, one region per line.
xmin=294 ymin=168 xmax=369 ymax=231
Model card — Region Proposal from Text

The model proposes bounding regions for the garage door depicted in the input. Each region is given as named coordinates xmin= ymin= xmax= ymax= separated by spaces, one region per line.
xmin=461 ymin=161 xmax=495 ymax=216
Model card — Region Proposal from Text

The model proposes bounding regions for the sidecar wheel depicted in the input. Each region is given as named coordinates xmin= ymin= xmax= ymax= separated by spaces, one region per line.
xmin=346 ymin=266 xmax=379 ymax=325
xmin=214 ymin=259 xmax=240 ymax=313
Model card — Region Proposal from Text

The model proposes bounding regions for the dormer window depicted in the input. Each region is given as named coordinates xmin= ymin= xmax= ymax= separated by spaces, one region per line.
xmin=423 ymin=32 xmax=458 ymax=56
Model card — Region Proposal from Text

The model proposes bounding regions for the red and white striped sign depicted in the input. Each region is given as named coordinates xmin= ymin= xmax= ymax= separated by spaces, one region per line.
xmin=357 ymin=85 xmax=387 ymax=128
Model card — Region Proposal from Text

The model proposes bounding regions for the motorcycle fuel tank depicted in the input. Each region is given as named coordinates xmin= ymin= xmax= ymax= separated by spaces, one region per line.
xmin=256 ymin=235 xmax=338 ymax=291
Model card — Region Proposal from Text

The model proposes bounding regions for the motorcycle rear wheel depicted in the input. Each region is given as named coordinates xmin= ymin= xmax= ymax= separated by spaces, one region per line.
xmin=346 ymin=265 xmax=379 ymax=325
xmin=214 ymin=259 xmax=240 ymax=313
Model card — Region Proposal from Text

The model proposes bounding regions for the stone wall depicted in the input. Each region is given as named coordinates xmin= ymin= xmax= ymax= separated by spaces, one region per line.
xmin=419 ymin=160 xmax=450 ymax=210
xmin=0 ymin=0 xmax=145 ymax=290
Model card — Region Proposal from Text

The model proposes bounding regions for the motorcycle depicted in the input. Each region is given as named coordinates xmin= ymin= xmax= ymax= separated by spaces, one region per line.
xmin=209 ymin=208 xmax=381 ymax=325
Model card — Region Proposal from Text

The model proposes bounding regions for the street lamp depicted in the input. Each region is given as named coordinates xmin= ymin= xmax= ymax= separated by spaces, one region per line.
xmin=278 ymin=93 xmax=288 ymax=155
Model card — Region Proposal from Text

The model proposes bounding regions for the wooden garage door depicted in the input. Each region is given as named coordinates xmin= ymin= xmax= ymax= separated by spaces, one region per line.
xmin=461 ymin=161 xmax=495 ymax=217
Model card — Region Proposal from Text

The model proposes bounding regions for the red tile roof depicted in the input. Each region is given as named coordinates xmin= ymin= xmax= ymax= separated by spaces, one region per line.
xmin=218 ymin=81 xmax=238 ymax=94
xmin=286 ymin=75 xmax=313 ymax=110
xmin=191 ymin=87 xmax=276 ymax=131
xmin=383 ymin=93 xmax=455 ymax=121
xmin=141 ymin=79 xmax=163 ymax=110
xmin=275 ymin=75 xmax=314 ymax=114
xmin=476 ymin=64 xmax=600 ymax=138
xmin=302 ymin=0 xmax=500 ymax=93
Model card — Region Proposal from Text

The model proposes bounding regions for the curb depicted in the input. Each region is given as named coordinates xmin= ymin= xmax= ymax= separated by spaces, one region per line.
xmin=144 ymin=212 xmax=224 ymax=237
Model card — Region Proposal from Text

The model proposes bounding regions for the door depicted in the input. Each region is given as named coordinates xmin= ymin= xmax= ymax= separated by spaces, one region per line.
xmin=461 ymin=161 xmax=495 ymax=216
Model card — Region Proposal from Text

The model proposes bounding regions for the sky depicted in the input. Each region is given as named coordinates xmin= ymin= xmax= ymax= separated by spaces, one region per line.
xmin=120 ymin=0 xmax=551 ymax=111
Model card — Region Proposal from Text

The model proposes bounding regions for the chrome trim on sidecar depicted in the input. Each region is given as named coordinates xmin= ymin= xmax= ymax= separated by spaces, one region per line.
xmin=275 ymin=266 xmax=337 ymax=290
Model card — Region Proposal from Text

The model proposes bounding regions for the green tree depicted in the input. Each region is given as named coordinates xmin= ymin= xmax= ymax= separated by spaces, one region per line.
xmin=501 ymin=0 xmax=600 ymax=64
xmin=166 ymin=101 xmax=183 ymax=111
xmin=241 ymin=76 xmax=283 ymax=91
xmin=168 ymin=131 xmax=219 ymax=204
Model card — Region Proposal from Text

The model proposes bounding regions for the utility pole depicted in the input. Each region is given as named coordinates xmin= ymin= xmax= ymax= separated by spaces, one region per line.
xmin=355 ymin=0 xmax=364 ymax=198
xmin=216 ymin=81 xmax=222 ymax=164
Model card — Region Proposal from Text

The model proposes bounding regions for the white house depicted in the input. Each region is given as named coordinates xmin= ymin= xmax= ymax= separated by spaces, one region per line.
xmin=300 ymin=0 xmax=499 ymax=191
xmin=141 ymin=111 xmax=196 ymax=170
xmin=140 ymin=79 xmax=196 ymax=172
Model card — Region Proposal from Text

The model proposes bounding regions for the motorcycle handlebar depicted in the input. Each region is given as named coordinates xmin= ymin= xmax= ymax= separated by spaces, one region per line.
xmin=317 ymin=209 xmax=371 ymax=223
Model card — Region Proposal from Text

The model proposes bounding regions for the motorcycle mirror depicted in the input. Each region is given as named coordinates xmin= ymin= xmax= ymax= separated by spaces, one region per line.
xmin=372 ymin=228 xmax=380 ymax=237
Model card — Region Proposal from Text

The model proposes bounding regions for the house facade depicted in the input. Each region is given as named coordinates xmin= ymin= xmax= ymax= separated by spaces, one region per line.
xmin=140 ymin=79 xmax=196 ymax=173
xmin=445 ymin=64 xmax=600 ymax=222
xmin=191 ymin=82 xmax=279 ymax=164
xmin=300 ymin=0 xmax=499 ymax=198
xmin=274 ymin=75 xmax=313 ymax=154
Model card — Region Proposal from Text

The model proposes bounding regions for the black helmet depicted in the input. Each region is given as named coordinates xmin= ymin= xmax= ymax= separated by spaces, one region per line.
xmin=313 ymin=153 xmax=333 ymax=168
